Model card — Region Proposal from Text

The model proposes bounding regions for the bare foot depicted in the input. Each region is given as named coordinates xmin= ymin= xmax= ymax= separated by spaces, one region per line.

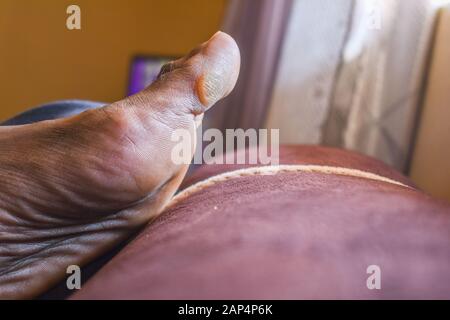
xmin=0 ymin=31 xmax=240 ymax=299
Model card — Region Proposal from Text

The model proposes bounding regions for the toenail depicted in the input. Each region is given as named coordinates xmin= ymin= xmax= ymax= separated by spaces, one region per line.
xmin=195 ymin=74 xmax=209 ymax=107
xmin=195 ymin=71 xmax=222 ymax=109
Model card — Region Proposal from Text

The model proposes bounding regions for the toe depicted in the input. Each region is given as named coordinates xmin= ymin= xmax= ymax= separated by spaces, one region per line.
xmin=124 ymin=31 xmax=240 ymax=117
xmin=189 ymin=31 xmax=241 ymax=109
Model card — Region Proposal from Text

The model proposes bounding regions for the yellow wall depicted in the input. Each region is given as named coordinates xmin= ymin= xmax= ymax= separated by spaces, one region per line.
xmin=0 ymin=0 xmax=226 ymax=121
xmin=410 ymin=7 xmax=450 ymax=202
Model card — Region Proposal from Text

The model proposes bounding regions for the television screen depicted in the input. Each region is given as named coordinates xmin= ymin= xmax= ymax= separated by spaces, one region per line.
xmin=127 ymin=56 xmax=173 ymax=96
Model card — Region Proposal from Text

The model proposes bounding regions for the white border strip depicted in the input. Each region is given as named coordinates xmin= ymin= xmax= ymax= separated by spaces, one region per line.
xmin=167 ymin=165 xmax=411 ymax=209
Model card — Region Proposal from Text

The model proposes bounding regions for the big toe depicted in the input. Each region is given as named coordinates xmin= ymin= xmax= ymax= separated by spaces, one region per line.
xmin=123 ymin=31 xmax=240 ymax=117
xmin=184 ymin=30 xmax=241 ymax=109
xmin=77 ymin=31 xmax=241 ymax=206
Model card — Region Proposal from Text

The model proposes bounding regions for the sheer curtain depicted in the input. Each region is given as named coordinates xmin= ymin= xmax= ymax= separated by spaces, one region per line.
xmin=265 ymin=0 xmax=444 ymax=171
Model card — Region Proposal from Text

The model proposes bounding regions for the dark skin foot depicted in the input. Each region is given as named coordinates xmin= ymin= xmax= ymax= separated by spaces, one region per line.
xmin=0 ymin=31 xmax=240 ymax=299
